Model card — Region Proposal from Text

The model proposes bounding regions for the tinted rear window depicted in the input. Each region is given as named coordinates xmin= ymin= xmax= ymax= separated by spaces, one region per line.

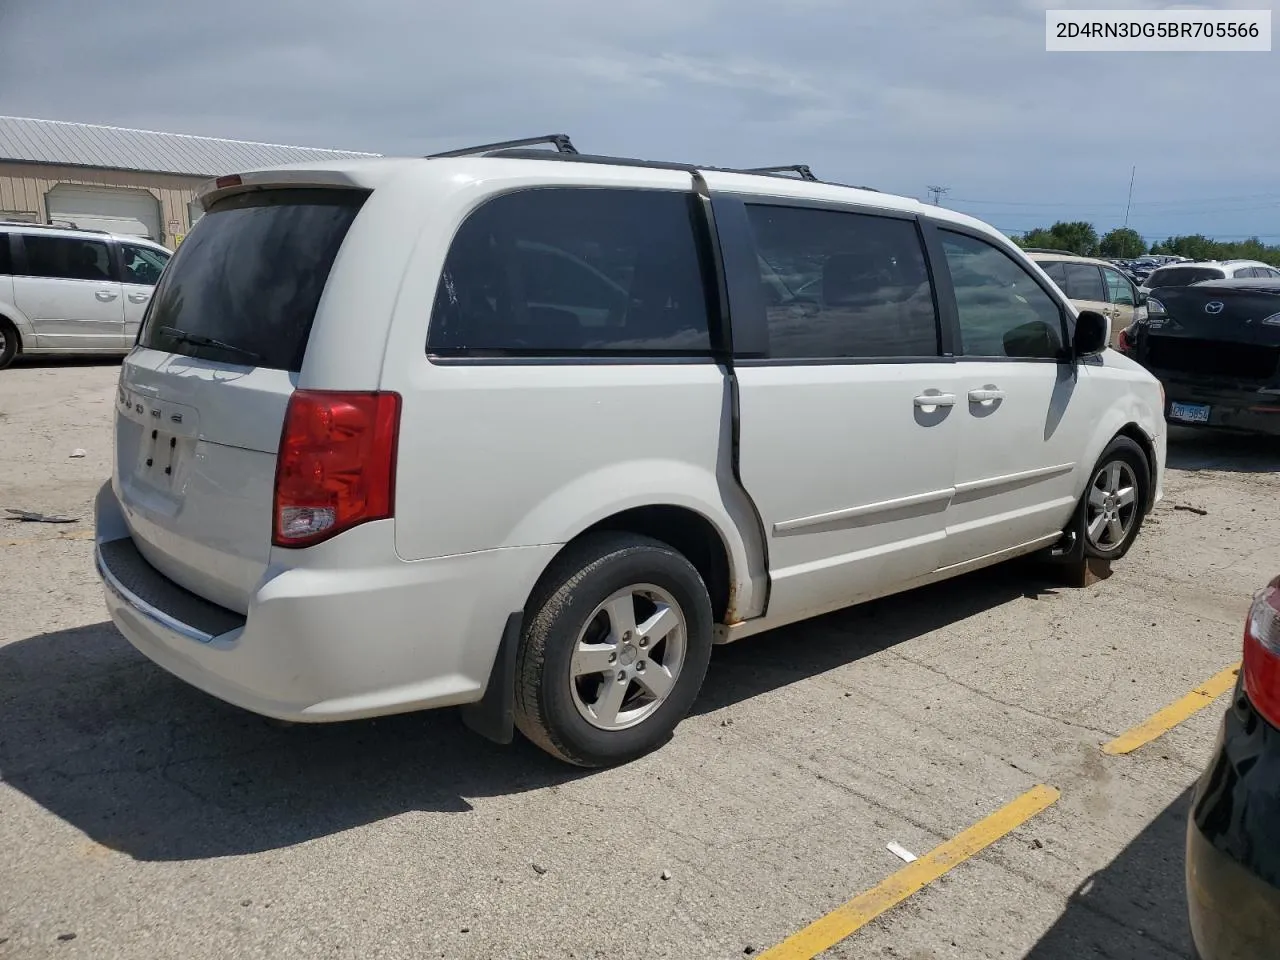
xmin=428 ymin=187 xmax=714 ymax=355
xmin=1147 ymin=266 xmax=1224 ymax=287
xmin=139 ymin=189 xmax=366 ymax=370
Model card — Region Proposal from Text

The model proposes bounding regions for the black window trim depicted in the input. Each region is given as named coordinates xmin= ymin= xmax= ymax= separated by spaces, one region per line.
xmin=921 ymin=218 xmax=1075 ymax=365
xmin=0 ymin=231 xmax=17 ymax=276
xmin=424 ymin=182 xmax=728 ymax=366
xmin=106 ymin=238 xmax=125 ymax=285
xmin=719 ymin=192 xmax=954 ymax=366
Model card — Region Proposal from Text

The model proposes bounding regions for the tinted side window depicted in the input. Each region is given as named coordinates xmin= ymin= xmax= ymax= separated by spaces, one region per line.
xmin=1103 ymin=267 xmax=1135 ymax=305
xmin=1063 ymin=263 xmax=1106 ymax=301
xmin=21 ymin=235 xmax=112 ymax=282
xmin=744 ymin=205 xmax=938 ymax=359
xmin=1038 ymin=260 xmax=1068 ymax=287
xmin=121 ymin=244 xmax=170 ymax=285
xmin=939 ymin=232 xmax=1065 ymax=360
xmin=0 ymin=234 xmax=11 ymax=276
xmin=428 ymin=188 xmax=713 ymax=354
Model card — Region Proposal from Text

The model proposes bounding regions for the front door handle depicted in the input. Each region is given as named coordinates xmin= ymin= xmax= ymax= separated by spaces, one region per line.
xmin=914 ymin=392 xmax=957 ymax=408
xmin=968 ymin=388 xmax=1005 ymax=403
xmin=95 ymin=290 xmax=119 ymax=302
xmin=128 ymin=293 xmax=150 ymax=303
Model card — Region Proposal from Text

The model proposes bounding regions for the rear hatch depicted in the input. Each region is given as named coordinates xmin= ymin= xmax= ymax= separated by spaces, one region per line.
xmin=1140 ymin=281 xmax=1280 ymax=388
xmin=114 ymin=186 xmax=368 ymax=613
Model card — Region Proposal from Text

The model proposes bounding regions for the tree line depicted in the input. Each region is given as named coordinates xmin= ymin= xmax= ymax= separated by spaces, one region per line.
xmin=1009 ymin=221 xmax=1280 ymax=266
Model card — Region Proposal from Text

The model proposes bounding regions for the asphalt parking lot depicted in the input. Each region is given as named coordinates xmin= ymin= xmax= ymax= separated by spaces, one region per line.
xmin=3 ymin=358 xmax=1278 ymax=960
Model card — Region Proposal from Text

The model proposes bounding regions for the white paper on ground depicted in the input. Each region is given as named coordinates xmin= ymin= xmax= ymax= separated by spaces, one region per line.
xmin=886 ymin=841 xmax=918 ymax=863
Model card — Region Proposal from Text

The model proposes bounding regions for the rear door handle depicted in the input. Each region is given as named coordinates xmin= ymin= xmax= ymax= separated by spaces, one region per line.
xmin=914 ymin=392 xmax=957 ymax=408
xmin=128 ymin=293 xmax=150 ymax=303
xmin=968 ymin=388 xmax=1005 ymax=403
xmin=95 ymin=290 xmax=119 ymax=302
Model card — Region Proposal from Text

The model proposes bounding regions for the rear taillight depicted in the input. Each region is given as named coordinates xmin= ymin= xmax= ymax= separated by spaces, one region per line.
xmin=272 ymin=390 xmax=401 ymax=548
xmin=1117 ymin=327 xmax=1134 ymax=354
xmin=1242 ymin=576 xmax=1280 ymax=727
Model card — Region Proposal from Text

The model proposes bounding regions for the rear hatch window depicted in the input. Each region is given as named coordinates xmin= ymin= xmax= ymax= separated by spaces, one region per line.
xmin=139 ymin=189 xmax=367 ymax=371
xmin=1147 ymin=267 xmax=1225 ymax=287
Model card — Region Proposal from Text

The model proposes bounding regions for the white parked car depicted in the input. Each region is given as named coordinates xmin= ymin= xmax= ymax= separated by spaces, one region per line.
xmin=94 ymin=140 xmax=1166 ymax=767
xmin=0 ymin=222 xmax=171 ymax=368
xmin=1139 ymin=259 xmax=1280 ymax=296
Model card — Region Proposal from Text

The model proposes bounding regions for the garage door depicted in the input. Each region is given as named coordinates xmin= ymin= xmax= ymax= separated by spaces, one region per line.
xmin=46 ymin=185 xmax=162 ymax=241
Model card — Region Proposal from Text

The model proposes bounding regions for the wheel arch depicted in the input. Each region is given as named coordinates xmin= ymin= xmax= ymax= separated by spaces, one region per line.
xmin=504 ymin=460 xmax=766 ymax=625
xmin=571 ymin=505 xmax=735 ymax=624
xmin=1115 ymin=422 xmax=1159 ymax=512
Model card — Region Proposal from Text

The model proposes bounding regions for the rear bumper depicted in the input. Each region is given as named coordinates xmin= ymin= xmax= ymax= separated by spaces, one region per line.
xmin=1186 ymin=682 xmax=1280 ymax=960
xmin=95 ymin=483 xmax=556 ymax=722
xmin=1161 ymin=379 xmax=1280 ymax=435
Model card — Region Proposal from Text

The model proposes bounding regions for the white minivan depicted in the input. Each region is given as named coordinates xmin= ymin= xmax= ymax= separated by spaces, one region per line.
xmin=95 ymin=139 xmax=1166 ymax=767
xmin=0 ymin=222 xmax=171 ymax=368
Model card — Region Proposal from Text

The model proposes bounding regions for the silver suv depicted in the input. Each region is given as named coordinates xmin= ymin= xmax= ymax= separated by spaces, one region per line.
xmin=0 ymin=221 xmax=172 ymax=369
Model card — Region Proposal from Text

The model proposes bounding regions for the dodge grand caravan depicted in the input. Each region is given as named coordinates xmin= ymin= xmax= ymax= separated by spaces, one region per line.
xmin=95 ymin=138 xmax=1166 ymax=767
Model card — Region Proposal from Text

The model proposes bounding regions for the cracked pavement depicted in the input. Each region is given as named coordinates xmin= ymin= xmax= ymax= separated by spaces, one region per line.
xmin=2 ymin=359 xmax=1279 ymax=959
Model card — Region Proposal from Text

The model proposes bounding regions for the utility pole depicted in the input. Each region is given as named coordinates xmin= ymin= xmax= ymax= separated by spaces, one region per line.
xmin=926 ymin=185 xmax=950 ymax=205
xmin=1123 ymin=165 xmax=1136 ymax=228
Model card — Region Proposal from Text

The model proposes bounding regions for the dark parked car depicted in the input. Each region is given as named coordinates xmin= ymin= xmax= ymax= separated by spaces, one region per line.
xmin=1118 ymin=278 xmax=1280 ymax=435
xmin=1187 ymin=574 xmax=1280 ymax=959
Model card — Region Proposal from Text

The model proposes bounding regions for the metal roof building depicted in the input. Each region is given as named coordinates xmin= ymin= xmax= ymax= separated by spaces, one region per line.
xmin=0 ymin=116 xmax=379 ymax=247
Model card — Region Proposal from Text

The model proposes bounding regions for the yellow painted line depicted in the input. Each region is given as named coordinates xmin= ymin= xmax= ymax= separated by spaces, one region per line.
xmin=1 ymin=529 xmax=94 ymax=548
xmin=757 ymin=784 xmax=1060 ymax=960
xmin=1102 ymin=662 xmax=1241 ymax=756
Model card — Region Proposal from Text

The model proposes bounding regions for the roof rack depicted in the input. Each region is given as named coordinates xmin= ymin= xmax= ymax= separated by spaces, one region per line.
xmin=425 ymin=134 xmax=578 ymax=159
xmin=1021 ymin=247 xmax=1082 ymax=256
xmin=0 ymin=218 xmax=109 ymax=234
xmin=739 ymin=164 xmax=818 ymax=182
xmin=422 ymin=136 xmax=877 ymax=192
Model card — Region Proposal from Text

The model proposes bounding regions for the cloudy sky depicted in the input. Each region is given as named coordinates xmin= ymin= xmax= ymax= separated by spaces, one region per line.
xmin=1 ymin=0 xmax=1276 ymax=242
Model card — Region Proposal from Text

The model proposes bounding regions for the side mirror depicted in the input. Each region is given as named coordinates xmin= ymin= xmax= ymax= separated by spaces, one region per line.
xmin=1073 ymin=309 xmax=1109 ymax=356
xmin=1136 ymin=290 xmax=1149 ymax=306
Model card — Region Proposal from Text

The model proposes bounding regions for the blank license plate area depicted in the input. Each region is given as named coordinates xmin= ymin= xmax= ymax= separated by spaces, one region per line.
xmin=135 ymin=427 xmax=185 ymax=490
xmin=1169 ymin=401 xmax=1211 ymax=424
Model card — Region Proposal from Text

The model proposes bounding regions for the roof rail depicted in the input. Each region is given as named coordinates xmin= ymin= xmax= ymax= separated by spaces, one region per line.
xmin=424 ymin=142 xmax=877 ymax=192
xmin=0 ymin=218 xmax=109 ymax=235
xmin=425 ymin=134 xmax=578 ymax=159
xmin=1021 ymin=247 xmax=1082 ymax=256
xmin=739 ymin=164 xmax=818 ymax=182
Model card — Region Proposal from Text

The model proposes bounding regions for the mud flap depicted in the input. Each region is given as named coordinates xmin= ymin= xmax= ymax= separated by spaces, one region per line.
xmin=460 ymin=612 xmax=523 ymax=745
xmin=1039 ymin=494 xmax=1112 ymax=587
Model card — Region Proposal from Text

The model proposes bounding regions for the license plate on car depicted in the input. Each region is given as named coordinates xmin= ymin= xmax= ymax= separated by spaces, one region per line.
xmin=1169 ymin=401 xmax=1211 ymax=424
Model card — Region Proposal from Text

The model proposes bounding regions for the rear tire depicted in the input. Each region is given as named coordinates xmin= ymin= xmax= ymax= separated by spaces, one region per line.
xmin=0 ymin=319 xmax=18 ymax=370
xmin=1081 ymin=436 xmax=1150 ymax=562
xmin=514 ymin=533 xmax=714 ymax=767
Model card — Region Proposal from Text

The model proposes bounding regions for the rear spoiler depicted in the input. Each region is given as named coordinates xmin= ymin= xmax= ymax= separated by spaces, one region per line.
xmin=195 ymin=169 xmax=368 ymax=213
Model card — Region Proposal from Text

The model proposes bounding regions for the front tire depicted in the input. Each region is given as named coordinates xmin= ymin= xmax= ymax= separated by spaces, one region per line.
xmin=1082 ymin=436 xmax=1150 ymax=561
xmin=514 ymin=533 xmax=714 ymax=767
